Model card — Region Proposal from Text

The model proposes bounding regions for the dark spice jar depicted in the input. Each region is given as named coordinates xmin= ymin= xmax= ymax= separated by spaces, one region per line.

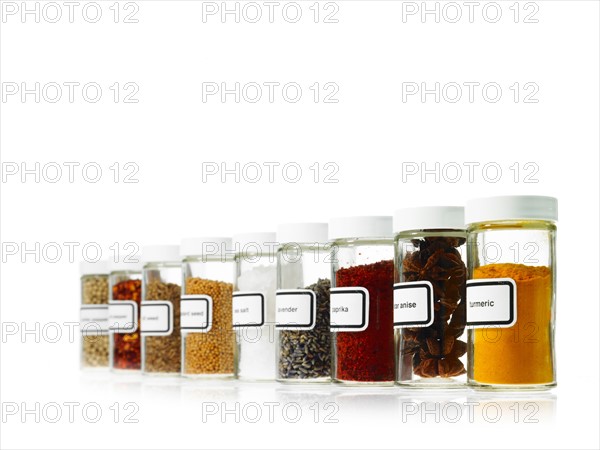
xmin=393 ymin=207 xmax=467 ymax=387
xmin=108 ymin=257 xmax=143 ymax=372
xmin=329 ymin=216 xmax=395 ymax=385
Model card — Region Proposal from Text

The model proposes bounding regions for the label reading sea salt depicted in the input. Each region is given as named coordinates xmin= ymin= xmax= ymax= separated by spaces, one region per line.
xmin=466 ymin=278 xmax=517 ymax=328
xmin=275 ymin=289 xmax=316 ymax=331
xmin=140 ymin=301 xmax=173 ymax=336
xmin=232 ymin=292 xmax=265 ymax=327
xmin=393 ymin=281 xmax=434 ymax=328
xmin=108 ymin=301 xmax=138 ymax=333
xmin=180 ymin=295 xmax=213 ymax=333
xmin=330 ymin=287 xmax=369 ymax=332
xmin=80 ymin=305 xmax=109 ymax=335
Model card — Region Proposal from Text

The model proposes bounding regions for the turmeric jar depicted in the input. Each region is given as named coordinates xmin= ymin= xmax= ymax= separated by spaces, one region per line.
xmin=465 ymin=196 xmax=557 ymax=390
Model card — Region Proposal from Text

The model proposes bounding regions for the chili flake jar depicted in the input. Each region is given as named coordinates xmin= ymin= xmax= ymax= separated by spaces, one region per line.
xmin=276 ymin=223 xmax=332 ymax=383
xmin=465 ymin=196 xmax=557 ymax=390
xmin=80 ymin=260 xmax=109 ymax=369
xmin=329 ymin=216 xmax=395 ymax=385
xmin=233 ymin=232 xmax=277 ymax=381
xmin=108 ymin=256 xmax=143 ymax=372
xmin=181 ymin=237 xmax=236 ymax=378
xmin=393 ymin=207 xmax=467 ymax=387
xmin=141 ymin=245 xmax=182 ymax=376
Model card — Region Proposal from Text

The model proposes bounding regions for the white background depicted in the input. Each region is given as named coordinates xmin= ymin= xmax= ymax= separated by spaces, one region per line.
xmin=1 ymin=1 xmax=599 ymax=448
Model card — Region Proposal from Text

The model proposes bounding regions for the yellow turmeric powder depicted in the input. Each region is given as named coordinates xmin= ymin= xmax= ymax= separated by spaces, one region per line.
xmin=471 ymin=263 xmax=554 ymax=385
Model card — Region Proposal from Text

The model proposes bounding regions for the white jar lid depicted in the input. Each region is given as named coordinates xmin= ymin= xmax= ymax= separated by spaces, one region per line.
xmin=109 ymin=255 xmax=143 ymax=273
xmin=141 ymin=245 xmax=180 ymax=263
xmin=277 ymin=223 xmax=328 ymax=244
xmin=233 ymin=232 xmax=277 ymax=254
xmin=328 ymin=216 xmax=393 ymax=240
xmin=465 ymin=195 xmax=558 ymax=224
xmin=180 ymin=237 xmax=232 ymax=257
xmin=80 ymin=260 xmax=109 ymax=276
xmin=394 ymin=206 xmax=465 ymax=233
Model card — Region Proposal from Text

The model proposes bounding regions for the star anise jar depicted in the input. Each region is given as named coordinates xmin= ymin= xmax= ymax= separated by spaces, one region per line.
xmin=393 ymin=207 xmax=467 ymax=387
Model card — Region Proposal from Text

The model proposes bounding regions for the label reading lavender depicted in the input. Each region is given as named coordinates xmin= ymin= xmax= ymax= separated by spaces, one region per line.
xmin=141 ymin=301 xmax=173 ymax=336
xmin=180 ymin=295 xmax=212 ymax=332
xmin=108 ymin=301 xmax=138 ymax=333
xmin=275 ymin=289 xmax=316 ymax=331
xmin=466 ymin=278 xmax=517 ymax=328
xmin=80 ymin=305 xmax=109 ymax=335
xmin=330 ymin=287 xmax=369 ymax=332
xmin=232 ymin=292 xmax=265 ymax=327
xmin=393 ymin=281 xmax=434 ymax=328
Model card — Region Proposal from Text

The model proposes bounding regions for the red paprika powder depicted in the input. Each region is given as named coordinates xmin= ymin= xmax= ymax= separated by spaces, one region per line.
xmin=112 ymin=279 xmax=142 ymax=370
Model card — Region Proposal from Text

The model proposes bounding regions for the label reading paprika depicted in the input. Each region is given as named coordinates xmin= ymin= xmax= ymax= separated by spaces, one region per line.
xmin=232 ymin=292 xmax=265 ymax=328
xmin=275 ymin=289 xmax=316 ymax=331
xmin=181 ymin=295 xmax=213 ymax=332
xmin=80 ymin=305 xmax=109 ymax=335
xmin=140 ymin=301 xmax=174 ymax=336
xmin=466 ymin=278 xmax=517 ymax=328
xmin=393 ymin=281 xmax=434 ymax=328
xmin=108 ymin=301 xmax=138 ymax=333
xmin=330 ymin=287 xmax=369 ymax=332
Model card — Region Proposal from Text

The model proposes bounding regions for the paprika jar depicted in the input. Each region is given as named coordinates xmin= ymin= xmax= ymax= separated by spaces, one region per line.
xmin=80 ymin=260 xmax=109 ymax=369
xmin=276 ymin=223 xmax=332 ymax=383
xmin=465 ymin=195 xmax=557 ymax=390
xmin=330 ymin=216 xmax=395 ymax=385
xmin=233 ymin=232 xmax=277 ymax=381
xmin=141 ymin=245 xmax=182 ymax=376
xmin=393 ymin=207 xmax=467 ymax=387
xmin=181 ymin=237 xmax=236 ymax=378
xmin=108 ymin=257 xmax=143 ymax=372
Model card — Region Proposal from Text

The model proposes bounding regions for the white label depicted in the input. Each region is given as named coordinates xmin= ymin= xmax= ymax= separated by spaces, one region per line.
xmin=393 ymin=281 xmax=434 ymax=328
xmin=80 ymin=305 xmax=109 ymax=335
xmin=275 ymin=289 xmax=316 ymax=331
xmin=141 ymin=301 xmax=173 ymax=336
xmin=180 ymin=295 xmax=213 ymax=332
xmin=330 ymin=287 xmax=369 ymax=332
xmin=466 ymin=278 xmax=517 ymax=328
xmin=108 ymin=301 xmax=138 ymax=333
xmin=232 ymin=292 xmax=265 ymax=327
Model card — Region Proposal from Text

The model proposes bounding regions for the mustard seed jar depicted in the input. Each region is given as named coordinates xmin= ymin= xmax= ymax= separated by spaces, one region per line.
xmin=181 ymin=237 xmax=236 ymax=378
xmin=233 ymin=232 xmax=277 ymax=381
xmin=393 ymin=207 xmax=467 ymax=387
xmin=141 ymin=245 xmax=182 ymax=376
xmin=465 ymin=195 xmax=557 ymax=390
xmin=80 ymin=260 xmax=109 ymax=369
xmin=276 ymin=223 xmax=332 ymax=383
xmin=108 ymin=257 xmax=143 ymax=372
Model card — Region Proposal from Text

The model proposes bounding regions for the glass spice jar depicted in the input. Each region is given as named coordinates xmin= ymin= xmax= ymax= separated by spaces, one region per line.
xmin=393 ymin=207 xmax=467 ymax=387
xmin=80 ymin=260 xmax=110 ymax=369
xmin=465 ymin=195 xmax=557 ymax=390
xmin=276 ymin=223 xmax=332 ymax=383
xmin=108 ymin=256 xmax=143 ymax=372
xmin=181 ymin=237 xmax=236 ymax=378
xmin=233 ymin=232 xmax=277 ymax=381
xmin=329 ymin=216 xmax=395 ymax=385
xmin=141 ymin=245 xmax=182 ymax=376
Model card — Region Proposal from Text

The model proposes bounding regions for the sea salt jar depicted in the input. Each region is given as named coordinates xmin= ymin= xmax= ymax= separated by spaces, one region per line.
xmin=233 ymin=232 xmax=277 ymax=381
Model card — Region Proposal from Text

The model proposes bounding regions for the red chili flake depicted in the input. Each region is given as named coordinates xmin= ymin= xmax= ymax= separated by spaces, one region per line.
xmin=112 ymin=279 xmax=142 ymax=370
xmin=335 ymin=260 xmax=394 ymax=382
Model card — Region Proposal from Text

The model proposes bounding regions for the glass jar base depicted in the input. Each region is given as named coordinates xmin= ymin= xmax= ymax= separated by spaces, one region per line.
xmin=277 ymin=377 xmax=332 ymax=384
xmin=397 ymin=378 xmax=467 ymax=389
xmin=469 ymin=380 xmax=557 ymax=391
xmin=334 ymin=379 xmax=395 ymax=387
xmin=182 ymin=373 xmax=234 ymax=379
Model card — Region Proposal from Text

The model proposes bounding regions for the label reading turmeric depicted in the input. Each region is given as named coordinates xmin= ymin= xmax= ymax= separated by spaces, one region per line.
xmin=466 ymin=278 xmax=517 ymax=327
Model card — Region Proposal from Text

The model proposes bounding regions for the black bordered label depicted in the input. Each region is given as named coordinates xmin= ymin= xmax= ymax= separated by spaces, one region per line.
xmin=393 ymin=281 xmax=434 ymax=328
xmin=108 ymin=301 xmax=138 ymax=333
xmin=232 ymin=292 xmax=265 ymax=328
xmin=275 ymin=289 xmax=316 ymax=330
xmin=330 ymin=287 xmax=369 ymax=332
xmin=80 ymin=305 xmax=109 ymax=335
xmin=180 ymin=295 xmax=213 ymax=332
xmin=466 ymin=278 xmax=517 ymax=328
xmin=140 ymin=301 xmax=173 ymax=336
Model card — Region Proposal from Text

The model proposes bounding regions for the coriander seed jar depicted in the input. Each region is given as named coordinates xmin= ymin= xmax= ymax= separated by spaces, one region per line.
xmin=80 ymin=260 xmax=110 ymax=369
xmin=141 ymin=245 xmax=182 ymax=376
xmin=108 ymin=257 xmax=143 ymax=372
xmin=276 ymin=223 xmax=332 ymax=383
xmin=329 ymin=216 xmax=395 ymax=385
xmin=181 ymin=237 xmax=236 ymax=378
xmin=233 ymin=232 xmax=277 ymax=381
xmin=393 ymin=207 xmax=467 ymax=387
xmin=465 ymin=196 xmax=557 ymax=390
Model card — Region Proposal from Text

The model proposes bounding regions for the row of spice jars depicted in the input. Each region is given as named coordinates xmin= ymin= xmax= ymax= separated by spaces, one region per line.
xmin=79 ymin=195 xmax=557 ymax=390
